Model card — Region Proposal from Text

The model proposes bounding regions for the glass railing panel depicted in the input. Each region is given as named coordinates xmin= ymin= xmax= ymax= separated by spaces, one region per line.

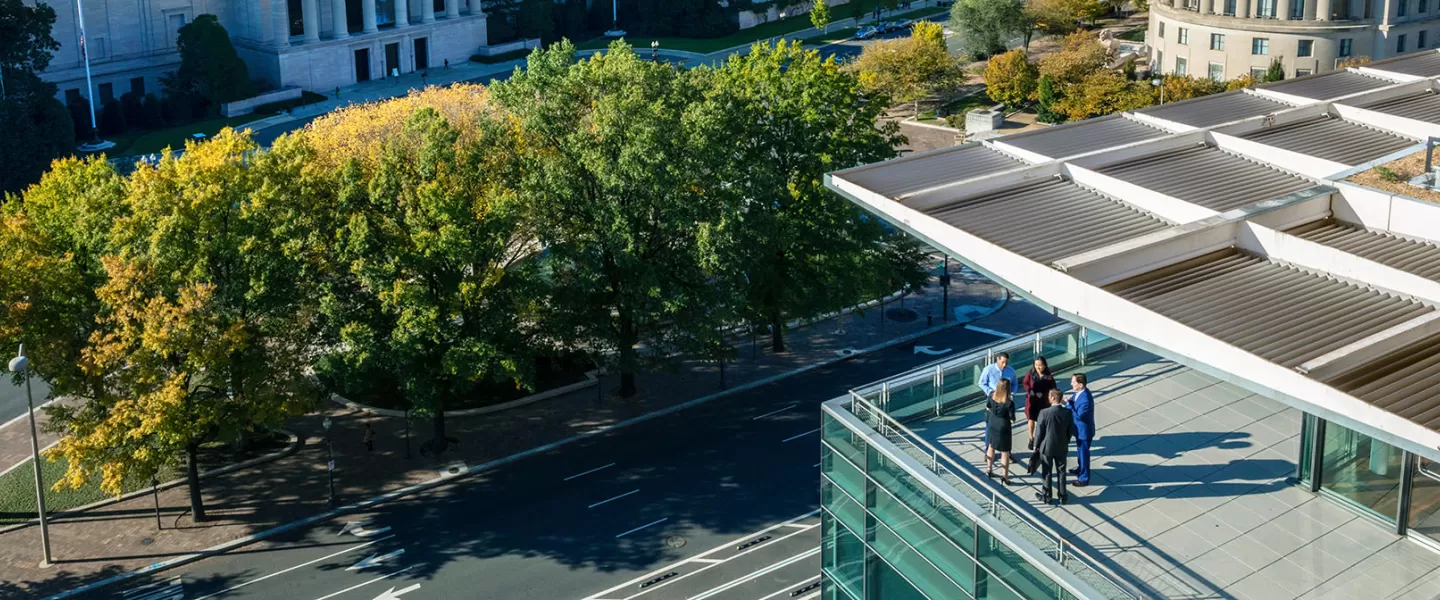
xmin=1041 ymin=331 xmax=1080 ymax=372
xmin=887 ymin=375 xmax=937 ymax=424
xmin=978 ymin=528 xmax=1065 ymax=600
xmin=1082 ymin=330 xmax=1124 ymax=360
xmin=939 ymin=358 xmax=984 ymax=412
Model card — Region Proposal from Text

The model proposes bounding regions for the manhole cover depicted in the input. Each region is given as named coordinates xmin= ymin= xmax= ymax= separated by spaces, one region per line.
xmin=885 ymin=308 xmax=919 ymax=323
xmin=140 ymin=537 xmax=154 ymax=545
xmin=665 ymin=535 xmax=687 ymax=549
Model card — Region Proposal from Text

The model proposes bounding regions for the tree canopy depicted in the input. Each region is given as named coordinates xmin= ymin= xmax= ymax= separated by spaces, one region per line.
xmin=985 ymin=49 xmax=1039 ymax=108
xmin=0 ymin=0 xmax=74 ymax=195
xmin=950 ymin=0 xmax=1026 ymax=58
xmin=852 ymin=22 xmax=963 ymax=113
xmin=165 ymin=14 xmax=255 ymax=111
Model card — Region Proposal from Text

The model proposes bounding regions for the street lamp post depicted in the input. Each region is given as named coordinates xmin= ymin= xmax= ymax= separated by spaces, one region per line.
xmin=1152 ymin=76 xmax=1165 ymax=105
xmin=9 ymin=345 xmax=52 ymax=566
xmin=322 ymin=417 xmax=336 ymax=508
xmin=651 ymin=40 xmax=659 ymax=61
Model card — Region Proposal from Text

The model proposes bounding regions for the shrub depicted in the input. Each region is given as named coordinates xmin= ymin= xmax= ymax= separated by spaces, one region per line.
xmin=1376 ymin=166 xmax=1404 ymax=183
xmin=68 ymin=98 xmax=94 ymax=142
xmin=99 ymin=99 xmax=127 ymax=136
xmin=470 ymin=48 xmax=531 ymax=64
xmin=251 ymin=91 xmax=328 ymax=116
xmin=120 ymin=92 xmax=144 ymax=126
xmin=140 ymin=94 xmax=165 ymax=128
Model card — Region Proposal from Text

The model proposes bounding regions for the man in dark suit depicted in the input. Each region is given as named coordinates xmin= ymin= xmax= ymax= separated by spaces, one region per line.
xmin=1033 ymin=389 xmax=1076 ymax=505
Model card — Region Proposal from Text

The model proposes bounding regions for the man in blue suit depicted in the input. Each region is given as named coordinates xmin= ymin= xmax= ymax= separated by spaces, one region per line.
xmin=1067 ymin=372 xmax=1096 ymax=486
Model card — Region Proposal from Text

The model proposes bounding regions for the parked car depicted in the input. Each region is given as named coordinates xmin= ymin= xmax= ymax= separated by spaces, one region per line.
xmin=894 ymin=19 xmax=913 ymax=32
xmin=855 ymin=26 xmax=879 ymax=40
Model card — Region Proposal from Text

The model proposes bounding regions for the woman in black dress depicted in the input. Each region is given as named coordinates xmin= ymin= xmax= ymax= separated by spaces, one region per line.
xmin=1022 ymin=356 xmax=1056 ymax=451
xmin=985 ymin=379 xmax=1016 ymax=485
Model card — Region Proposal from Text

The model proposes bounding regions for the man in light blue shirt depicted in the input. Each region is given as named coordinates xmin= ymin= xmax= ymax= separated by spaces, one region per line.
xmin=978 ymin=352 xmax=1015 ymax=447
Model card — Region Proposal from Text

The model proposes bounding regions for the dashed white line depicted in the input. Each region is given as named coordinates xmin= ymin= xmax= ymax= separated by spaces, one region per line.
xmin=755 ymin=575 xmax=821 ymax=600
xmin=615 ymin=517 xmax=669 ymax=539
xmin=752 ymin=405 xmax=796 ymax=420
xmin=964 ymin=324 xmax=1013 ymax=338
xmin=782 ymin=523 xmax=812 ymax=530
xmin=192 ymin=536 xmax=394 ymax=600
xmin=311 ymin=564 xmax=417 ymax=600
xmin=691 ymin=558 xmax=723 ymax=564
xmin=565 ymin=462 xmax=616 ymax=481
xmin=781 ymin=428 xmax=820 ymax=443
xmin=589 ymin=489 xmax=640 ymax=509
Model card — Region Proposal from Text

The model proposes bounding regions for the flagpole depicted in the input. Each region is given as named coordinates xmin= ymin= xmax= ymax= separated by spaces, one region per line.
xmin=75 ymin=0 xmax=111 ymax=150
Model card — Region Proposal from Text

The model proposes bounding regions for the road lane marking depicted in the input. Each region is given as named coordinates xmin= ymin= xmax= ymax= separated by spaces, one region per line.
xmin=751 ymin=405 xmax=796 ymax=420
xmin=312 ymin=565 xmax=418 ymax=600
xmin=782 ymin=523 xmax=814 ymax=530
xmin=616 ymin=518 xmax=669 ymax=539
xmin=565 ymin=463 xmax=617 ymax=481
xmin=584 ymin=508 xmax=820 ymax=600
xmin=794 ymin=593 xmax=820 ymax=600
xmin=688 ymin=548 xmax=821 ymax=600
xmin=192 ymin=536 xmax=394 ymax=600
xmin=691 ymin=558 xmax=723 ymax=564
xmin=121 ymin=577 xmax=183 ymax=600
xmin=589 ymin=489 xmax=641 ymax=509
xmin=338 ymin=522 xmax=391 ymax=537
xmin=781 ymin=428 xmax=820 ymax=443
xmin=755 ymin=575 xmax=821 ymax=600
xmin=813 ymin=462 xmax=821 ymax=467
xmin=121 ymin=577 xmax=181 ymax=596
xmin=964 ymin=324 xmax=1013 ymax=338
xmin=611 ymin=515 xmax=821 ymax=600
xmin=372 ymin=583 xmax=421 ymax=599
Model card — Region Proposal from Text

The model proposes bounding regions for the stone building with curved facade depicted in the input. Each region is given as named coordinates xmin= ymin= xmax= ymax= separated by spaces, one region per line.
xmin=1149 ymin=0 xmax=1440 ymax=80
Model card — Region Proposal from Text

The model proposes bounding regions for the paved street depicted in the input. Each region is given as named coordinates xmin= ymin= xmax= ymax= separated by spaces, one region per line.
xmin=73 ymin=303 xmax=1057 ymax=600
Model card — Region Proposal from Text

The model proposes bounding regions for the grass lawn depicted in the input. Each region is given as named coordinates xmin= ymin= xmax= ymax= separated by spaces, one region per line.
xmin=0 ymin=433 xmax=286 ymax=524
xmin=577 ymin=11 xmax=853 ymax=54
xmin=916 ymin=92 xmax=996 ymax=122
xmin=103 ymin=113 xmax=269 ymax=158
xmin=1118 ymin=28 xmax=1147 ymax=41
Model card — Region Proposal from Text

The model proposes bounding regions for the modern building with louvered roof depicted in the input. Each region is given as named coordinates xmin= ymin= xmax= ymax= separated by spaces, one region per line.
xmin=817 ymin=54 xmax=1440 ymax=600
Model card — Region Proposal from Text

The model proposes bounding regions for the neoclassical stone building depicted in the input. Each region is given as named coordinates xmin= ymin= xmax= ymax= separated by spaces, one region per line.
xmin=1149 ymin=0 xmax=1440 ymax=80
xmin=31 ymin=0 xmax=487 ymax=106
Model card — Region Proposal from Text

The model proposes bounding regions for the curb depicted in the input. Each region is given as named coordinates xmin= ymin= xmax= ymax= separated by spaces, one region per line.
xmin=46 ymin=291 xmax=1009 ymax=599
xmin=0 ymin=430 xmax=300 ymax=536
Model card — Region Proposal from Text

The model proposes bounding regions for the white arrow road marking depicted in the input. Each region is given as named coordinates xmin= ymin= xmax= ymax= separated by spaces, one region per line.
xmin=913 ymin=345 xmax=953 ymax=355
xmin=338 ymin=521 xmax=392 ymax=538
xmin=372 ymin=583 xmax=422 ymax=600
xmin=193 ymin=535 xmax=394 ymax=600
xmin=312 ymin=565 xmax=417 ymax=600
xmin=348 ymin=549 xmax=406 ymax=571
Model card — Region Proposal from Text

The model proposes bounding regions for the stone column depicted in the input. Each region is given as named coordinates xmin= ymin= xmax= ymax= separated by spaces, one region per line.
xmin=1278 ymin=0 xmax=1291 ymax=17
xmin=273 ymin=0 xmax=291 ymax=46
xmin=363 ymin=0 xmax=378 ymax=33
xmin=1317 ymin=0 xmax=1332 ymax=18
xmin=422 ymin=0 xmax=437 ymax=22
xmin=396 ymin=0 xmax=409 ymax=26
xmin=445 ymin=0 xmax=459 ymax=18
xmin=303 ymin=0 xmax=321 ymax=41
xmin=1238 ymin=0 xmax=1251 ymax=16
xmin=332 ymin=0 xmax=350 ymax=38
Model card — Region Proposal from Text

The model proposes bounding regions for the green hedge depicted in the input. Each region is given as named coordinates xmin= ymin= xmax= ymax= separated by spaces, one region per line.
xmin=253 ymin=90 xmax=329 ymax=116
xmin=471 ymin=49 xmax=533 ymax=64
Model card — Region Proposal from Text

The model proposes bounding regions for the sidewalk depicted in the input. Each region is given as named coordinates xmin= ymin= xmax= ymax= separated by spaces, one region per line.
xmin=0 ymin=261 xmax=1010 ymax=598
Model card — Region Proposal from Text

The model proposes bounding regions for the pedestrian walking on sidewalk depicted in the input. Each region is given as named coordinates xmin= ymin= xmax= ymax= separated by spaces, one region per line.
xmin=1022 ymin=356 xmax=1056 ymax=451
xmin=1033 ymin=389 xmax=1076 ymax=505
xmin=1067 ymin=373 xmax=1096 ymax=486
xmin=985 ymin=379 xmax=1016 ymax=486
xmin=363 ymin=423 xmax=375 ymax=452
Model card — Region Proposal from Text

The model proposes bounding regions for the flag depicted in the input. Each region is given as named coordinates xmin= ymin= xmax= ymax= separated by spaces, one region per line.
xmin=79 ymin=27 xmax=87 ymax=60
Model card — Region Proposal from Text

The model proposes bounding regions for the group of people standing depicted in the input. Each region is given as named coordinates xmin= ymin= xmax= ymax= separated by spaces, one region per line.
xmin=978 ymin=352 xmax=1095 ymax=505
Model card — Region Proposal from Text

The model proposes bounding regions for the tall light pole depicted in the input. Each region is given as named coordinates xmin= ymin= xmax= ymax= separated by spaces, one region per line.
xmin=74 ymin=0 xmax=113 ymax=151
xmin=1152 ymin=76 xmax=1166 ymax=105
xmin=9 ymin=345 xmax=53 ymax=567
xmin=322 ymin=417 xmax=336 ymax=508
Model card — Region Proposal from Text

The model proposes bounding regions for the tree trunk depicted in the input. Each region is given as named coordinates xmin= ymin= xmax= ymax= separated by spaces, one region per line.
xmin=186 ymin=443 xmax=207 ymax=522
xmin=770 ymin=314 xmax=787 ymax=354
xmin=618 ymin=313 xmax=639 ymax=398
xmin=431 ymin=400 xmax=448 ymax=454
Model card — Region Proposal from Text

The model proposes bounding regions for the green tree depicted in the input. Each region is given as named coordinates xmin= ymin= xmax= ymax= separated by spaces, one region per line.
xmin=1226 ymin=73 xmax=1256 ymax=90
xmin=1021 ymin=0 xmax=1078 ymax=47
xmin=950 ymin=0 xmax=1026 ymax=58
xmin=493 ymin=41 xmax=728 ymax=398
xmin=695 ymin=40 xmax=920 ymax=352
xmin=1038 ymin=31 xmax=1109 ymax=86
xmin=0 ymin=0 xmax=75 ymax=195
xmin=811 ymin=0 xmax=832 ymax=33
xmin=1051 ymin=69 xmax=1155 ymax=120
xmin=853 ymin=22 xmax=963 ymax=113
xmin=46 ymin=131 xmax=319 ymax=519
xmin=1157 ymin=74 xmax=1225 ymax=102
xmin=984 ymin=49 xmax=1038 ymax=108
xmin=1264 ymin=58 xmax=1286 ymax=82
xmin=163 ymin=14 xmax=255 ymax=113
xmin=294 ymin=88 xmax=540 ymax=455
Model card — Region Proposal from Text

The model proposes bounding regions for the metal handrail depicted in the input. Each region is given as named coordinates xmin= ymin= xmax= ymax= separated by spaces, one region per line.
xmin=848 ymin=391 xmax=1144 ymax=600
xmin=852 ymin=321 xmax=1084 ymax=398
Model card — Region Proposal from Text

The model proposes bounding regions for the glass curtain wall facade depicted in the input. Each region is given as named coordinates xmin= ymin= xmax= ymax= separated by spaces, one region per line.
xmin=822 ymin=324 xmax=1137 ymax=600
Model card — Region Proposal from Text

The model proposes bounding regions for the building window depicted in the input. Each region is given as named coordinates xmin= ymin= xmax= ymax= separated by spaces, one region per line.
xmin=1211 ymin=33 xmax=1225 ymax=50
xmin=1251 ymin=66 xmax=1268 ymax=79
xmin=1159 ymin=22 xmax=1165 ymax=38
xmin=1258 ymin=0 xmax=1277 ymax=17
xmin=1340 ymin=38 xmax=1354 ymax=56
xmin=1157 ymin=50 xmax=1164 ymax=73
xmin=1298 ymin=40 xmax=1314 ymax=56
xmin=1297 ymin=68 xmax=1313 ymax=75
xmin=98 ymin=82 xmax=114 ymax=104
xmin=1179 ymin=27 xmax=1189 ymax=44
xmin=1400 ymin=0 xmax=1408 ymax=15
xmin=1291 ymin=0 xmax=1305 ymax=18
xmin=1399 ymin=33 xmax=1408 ymax=52
xmin=1225 ymin=0 xmax=1237 ymax=14
xmin=64 ymin=88 xmax=82 ymax=107
xmin=1209 ymin=62 xmax=1225 ymax=81
xmin=1175 ymin=57 xmax=1188 ymax=75
xmin=1423 ymin=30 xmax=1430 ymax=48
xmin=1253 ymin=38 xmax=1269 ymax=54
xmin=129 ymin=77 xmax=145 ymax=96
xmin=168 ymin=13 xmax=186 ymax=47
xmin=1423 ymin=0 xmax=1430 ymax=11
